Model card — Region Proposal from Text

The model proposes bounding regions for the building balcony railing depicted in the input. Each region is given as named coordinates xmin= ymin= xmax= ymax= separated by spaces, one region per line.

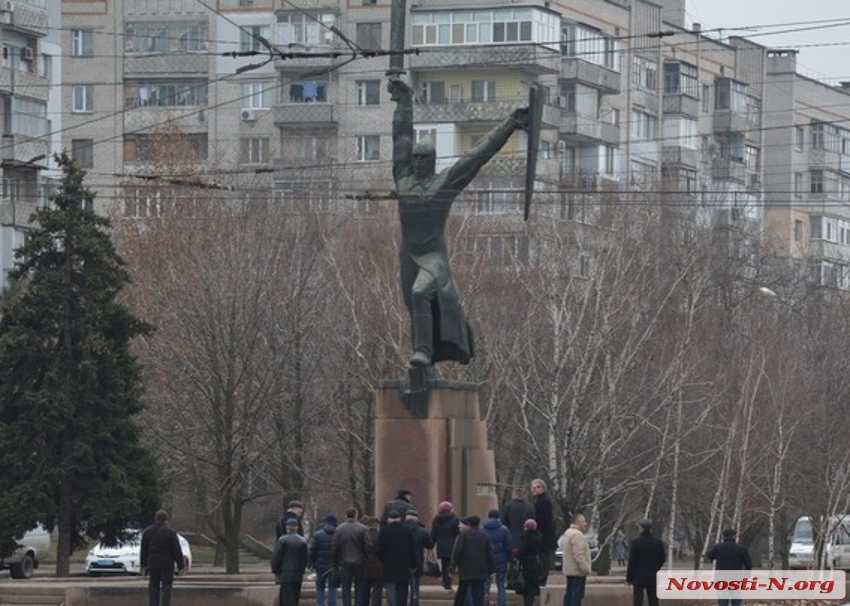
xmin=560 ymin=57 xmax=620 ymax=94
xmin=0 ymin=134 xmax=48 ymax=167
xmin=273 ymin=45 xmax=344 ymax=73
xmin=273 ymin=102 xmax=336 ymax=126
xmin=712 ymin=157 xmax=747 ymax=182
xmin=0 ymin=68 xmax=49 ymax=102
xmin=808 ymin=147 xmax=842 ymax=171
xmin=559 ymin=112 xmax=620 ymax=145
xmin=662 ymin=145 xmax=699 ymax=168
xmin=124 ymin=106 xmax=209 ymax=134
xmin=662 ymin=94 xmax=700 ymax=117
xmin=416 ymin=99 xmax=559 ymax=129
xmin=410 ymin=44 xmax=560 ymax=75
xmin=0 ymin=199 xmax=40 ymax=228
xmin=4 ymin=2 xmax=48 ymax=36
xmin=713 ymin=109 xmax=747 ymax=132
xmin=125 ymin=53 xmax=208 ymax=74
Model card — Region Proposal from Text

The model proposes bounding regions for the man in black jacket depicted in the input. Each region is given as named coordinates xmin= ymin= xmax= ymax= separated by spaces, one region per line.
xmin=140 ymin=509 xmax=185 ymax=606
xmin=706 ymin=528 xmax=752 ymax=606
xmin=272 ymin=518 xmax=309 ymax=606
xmin=626 ymin=519 xmax=666 ymax=606
xmin=381 ymin=489 xmax=415 ymax=525
xmin=501 ymin=488 xmax=535 ymax=545
xmin=276 ymin=500 xmax=305 ymax=539
xmin=451 ymin=516 xmax=495 ymax=606
xmin=378 ymin=510 xmax=416 ymax=606
xmin=531 ymin=479 xmax=557 ymax=586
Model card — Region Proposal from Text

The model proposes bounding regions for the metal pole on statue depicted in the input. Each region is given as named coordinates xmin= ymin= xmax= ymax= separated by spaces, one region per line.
xmin=387 ymin=0 xmax=407 ymax=76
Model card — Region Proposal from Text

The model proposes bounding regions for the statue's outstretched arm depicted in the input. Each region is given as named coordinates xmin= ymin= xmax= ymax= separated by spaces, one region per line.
xmin=389 ymin=77 xmax=415 ymax=183
xmin=442 ymin=107 xmax=529 ymax=193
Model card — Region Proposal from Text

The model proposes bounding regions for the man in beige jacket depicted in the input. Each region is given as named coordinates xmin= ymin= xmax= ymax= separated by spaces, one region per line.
xmin=558 ymin=514 xmax=592 ymax=606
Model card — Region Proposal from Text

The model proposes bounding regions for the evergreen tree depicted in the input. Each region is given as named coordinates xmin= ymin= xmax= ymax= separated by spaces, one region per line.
xmin=0 ymin=153 xmax=161 ymax=576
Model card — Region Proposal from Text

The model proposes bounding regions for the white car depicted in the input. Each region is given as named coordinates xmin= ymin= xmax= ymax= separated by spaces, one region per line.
xmin=0 ymin=525 xmax=51 ymax=579
xmin=85 ymin=530 xmax=192 ymax=576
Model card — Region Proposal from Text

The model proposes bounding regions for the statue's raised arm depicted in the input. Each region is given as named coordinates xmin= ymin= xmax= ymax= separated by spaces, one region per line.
xmin=388 ymin=77 xmax=415 ymax=185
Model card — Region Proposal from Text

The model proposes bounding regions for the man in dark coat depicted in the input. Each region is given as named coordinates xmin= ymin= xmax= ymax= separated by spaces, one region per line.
xmin=272 ymin=518 xmax=309 ymax=606
xmin=502 ymin=488 xmax=535 ymax=546
xmin=431 ymin=501 xmax=460 ymax=591
xmin=483 ymin=509 xmax=512 ymax=606
xmin=311 ymin=514 xmax=339 ymax=606
xmin=451 ymin=516 xmax=495 ymax=606
xmin=531 ymin=479 xmax=557 ymax=586
xmin=333 ymin=507 xmax=372 ymax=606
xmin=276 ymin=500 xmax=305 ymax=539
xmin=381 ymin=489 xmax=415 ymax=525
xmin=405 ymin=509 xmax=434 ymax=606
xmin=140 ymin=509 xmax=185 ymax=606
xmin=706 ymin=528 xmax=752 ymax=606
xmin=626 ymin=519 xmax=666 ymax=606
xmin=378 ymin=510 xmax=416 ymax=606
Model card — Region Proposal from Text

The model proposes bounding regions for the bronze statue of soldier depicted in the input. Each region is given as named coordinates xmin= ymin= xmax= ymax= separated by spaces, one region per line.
xmin=387 ymin=77 xmax=529 ymax=368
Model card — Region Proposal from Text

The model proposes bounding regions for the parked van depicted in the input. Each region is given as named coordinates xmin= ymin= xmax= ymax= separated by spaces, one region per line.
xmin=789 ymin=515 xmax=850 ymax=570
xmin=0 ymin=526 xmax=50 ymax=579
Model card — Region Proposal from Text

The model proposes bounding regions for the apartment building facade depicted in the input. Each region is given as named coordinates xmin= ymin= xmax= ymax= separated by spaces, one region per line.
xmin=69 ymin=0 xmax=850 ymax=289
xmin=0 ymin=0 xmax=54 ymax=280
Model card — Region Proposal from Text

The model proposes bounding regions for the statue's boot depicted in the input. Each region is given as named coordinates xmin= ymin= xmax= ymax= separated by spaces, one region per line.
xmin=410 ymin=312 xmax=433 ymax=366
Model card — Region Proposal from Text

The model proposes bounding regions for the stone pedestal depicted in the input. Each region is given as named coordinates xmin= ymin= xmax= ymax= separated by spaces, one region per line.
xmin=375 ymin=380 xmax=498 ymax=523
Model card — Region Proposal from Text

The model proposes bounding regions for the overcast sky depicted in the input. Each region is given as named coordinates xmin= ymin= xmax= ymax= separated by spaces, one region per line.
xmin=686 ymin=0 xmax=850 ymax=83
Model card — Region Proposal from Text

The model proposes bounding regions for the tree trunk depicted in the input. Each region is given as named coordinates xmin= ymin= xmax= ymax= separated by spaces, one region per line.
xmin=55 ymin=479 xmax=72 ymax=577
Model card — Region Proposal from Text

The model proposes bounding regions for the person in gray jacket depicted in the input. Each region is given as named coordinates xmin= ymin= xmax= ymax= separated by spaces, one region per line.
xmin=333 ymin=507 xmax=373 ymax=606
xmin=451 ymin=516 xmax=495 ymax=606
xmin=272 ymin=518 xmax=309 ymax=606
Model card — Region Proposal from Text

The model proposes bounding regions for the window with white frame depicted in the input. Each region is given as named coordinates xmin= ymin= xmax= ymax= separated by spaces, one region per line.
xmin=72 ymin=85 xmax=94 ymax=113
xmin=664 ymin=61 xmax=698 ymax=97
xmin=241 ymin=25 xmax=270 ymax=52
xmin=794 ymin=172 xmax=803 ymax=197
xmin=745 ymin=145 xmax=759 ymax=172
xmin=562 ymin=22 xmax=619 ymax=71
xmin=415 ymin=128 xmax=437 ymax=145
xmin=796 ymin=126 xmax=805 ymax=151
xmin=811 ymin=170 xmax=824 ymax=195
xmin=356 ymin=135 xmax=380 ymax=161
xmin=715 ymin=78 xmax=747 ymax=112
xmin=242 ymin=81 xmax=273 ymax=108
xmin=241 ymin=137 xmax=270 ymax=163
xmin=630 ymin=109 xmax=656 ymax=140
xmin=632 ymin=56 xmax=657 ymax=91
xmin=276 ymin=12 xmax=337 ymax=45
xmin=472 ymin=80 xmax=496 ymax=102
xmin=356 ymin=23 xmax=382 ymax=50
xmin=72 ymin=30 xmax=94 ymax=57
xmin=411 ymin=8 xmax=558 ymax=50
xmin=356 ymin=80 xmax=380 ymax=106
xmin=602 ymin=144 xmax=616 ymax=176
xmin=72 ymin=139 xmax=94 ymax=168
xmin=421 ymin=81 xmax=445 ymax=104
xmin=125 ymin=22 xmax=207 ymax=53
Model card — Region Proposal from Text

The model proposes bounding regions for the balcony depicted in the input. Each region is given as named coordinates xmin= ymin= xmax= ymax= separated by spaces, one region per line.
xmin=274 ymin=103 xmax=336 ymax=126
xmin=663 ymin=94 xmax=700 ymax=117
xmin=0 ymin=68 xmax=49 ymax=102
xmin=809 ymin=147 xmax=841 ymax=171
xmin=416 ymin=100 xmax=559 ymax=129
xmin=125 ymin=53 xmax=208 ymax=74
xmin=713 ymin=109 xmax=747 ymax=132
xmin=662 ymin=145 xmax=699 ymax=168
xmin=273 ymin=45 xmax=344 ymax=73
xmin=560 ymin=58 xmax=620 ymax=94
xmin=410 ymin=44 xmax=560 ymax=75
xmin=560 ymin=113 xmax=620 ymax=145
xmin=124 ymin=106 xmax=209 ymax=134
xmin=3 ymin=2 xmax=48 ymax=36
xmin=0 ymin=135 xmax=48 ymax=167
xmin=712 ymin=158 xmax=747 ymax=182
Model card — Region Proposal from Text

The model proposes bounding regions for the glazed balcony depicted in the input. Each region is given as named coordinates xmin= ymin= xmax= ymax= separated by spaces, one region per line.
xmin=663 ymin=94 xmax=700 ymax=117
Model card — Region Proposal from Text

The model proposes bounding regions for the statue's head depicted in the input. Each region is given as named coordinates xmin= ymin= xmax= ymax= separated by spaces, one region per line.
xmin=412 ymin=138 xmax=436 ymax=179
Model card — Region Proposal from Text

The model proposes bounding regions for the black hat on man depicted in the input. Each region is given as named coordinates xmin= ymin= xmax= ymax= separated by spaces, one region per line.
xmin=639 ymin=518 xmax=653 ymax=529
xmin=388 ymin=510 xmax=402 ymax=520
xmin=285 ymin=518 xmax=299 ymax=527
xmin=722 ymin=527 xmax=737 ymax=538
xmin=289 ymin=500 xmax=304 ymax=509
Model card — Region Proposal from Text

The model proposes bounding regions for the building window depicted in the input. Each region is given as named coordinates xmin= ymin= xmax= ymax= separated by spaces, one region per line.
xmin=276 ymin=13 xmax=337 ymax=45
xmin=602 ymin=144 xmax=616 ymax=176
xmin=421 ymin=81 xmax=445 ymax=104
xmin=356 ymin=23 xmax=382 ymax=50
xmin=356 ymin=80 xmax=380 ymax=106
xmin=796 ymin=126 xmax=805 ymax=151
xmin=356 ymin=135 xmax=380 ymax=161
xmin=664 ymin=61 xmax=698 ymax=97
xmin=794 ymin=172 xmax=803 ymax=197
xmin=745 ymin=145 xmax=759 ymax=172
xmin=472 ymin=80 xmax=496 ymax=102
xmin=632 ymin=56 xmax=657 ymax=91
xmin=701 ymin=84 xmax=710 ymax=112
xmin=241 ymin=25 xmax=270 ymax=52
xmin=715 ymin=78 xmax=747 ymax=112
xmin=71 ymin=30 xmax=94 ymax=57
xmin=631 ymin=109 xmax=656 ymax=140
xmin=125 ymin=22 xmax=208 ymax=53
xmin=562 ymin=22 xmax=619 ymax=71
xmin=241 ymin=138 xmax=270 ymax=163
xmin=72 ymin=139 xmax=94 ymax=168
xmin=811 ymin=170 xmax=824 ymax=195
xmin=794 ymin=219 xmax=803 ymax=242
xmin=242 ymin=81 xmax=274 ymax=108
xmin=72 ymin=85 xmax=94 ymax=113
xmin=287 ymin=80 xmax=326 ymax=102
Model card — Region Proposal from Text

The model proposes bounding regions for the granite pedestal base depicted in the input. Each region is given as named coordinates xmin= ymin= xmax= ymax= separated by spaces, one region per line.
xmin=375 ymin=380 xmax=498 ymax=523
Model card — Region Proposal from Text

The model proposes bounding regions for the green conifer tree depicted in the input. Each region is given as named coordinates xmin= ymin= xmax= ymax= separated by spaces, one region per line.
xmin=0 ymin=153 xmax=161 ymax=576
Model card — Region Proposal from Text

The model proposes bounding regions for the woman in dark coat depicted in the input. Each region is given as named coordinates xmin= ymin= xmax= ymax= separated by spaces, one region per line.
xmin=517 ymin=519 xmax=542 ymax=606
xmin=430 ymin=501 xmax=460 ymax=591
